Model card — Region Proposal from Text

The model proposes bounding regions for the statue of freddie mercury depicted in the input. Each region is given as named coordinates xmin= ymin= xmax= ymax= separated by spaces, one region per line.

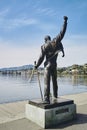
xmin=35 ymin=16 xmax=68 ymax=104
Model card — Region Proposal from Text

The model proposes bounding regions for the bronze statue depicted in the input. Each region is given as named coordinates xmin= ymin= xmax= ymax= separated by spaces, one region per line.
xmin=35 ymin=16 xmax=68 ymax=104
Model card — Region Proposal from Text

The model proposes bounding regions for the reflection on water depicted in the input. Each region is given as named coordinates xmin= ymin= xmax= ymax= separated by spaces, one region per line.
xmin=0 ymin=74 xmax=87 ymax=104
xmin=71 ymin=75 xmax=87 ymax=86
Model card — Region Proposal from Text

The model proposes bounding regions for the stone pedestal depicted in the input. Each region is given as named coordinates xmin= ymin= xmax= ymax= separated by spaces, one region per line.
xmin=25 ymin=98 xmax=76 ymax=128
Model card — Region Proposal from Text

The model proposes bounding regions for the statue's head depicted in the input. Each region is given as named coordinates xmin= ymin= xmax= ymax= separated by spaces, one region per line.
xmin=44 ymin=35 xmax=51 ymax=43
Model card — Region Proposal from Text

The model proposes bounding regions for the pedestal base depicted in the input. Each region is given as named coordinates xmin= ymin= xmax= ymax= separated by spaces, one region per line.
xmin=25 ymin=98 xmax=76 ymax=128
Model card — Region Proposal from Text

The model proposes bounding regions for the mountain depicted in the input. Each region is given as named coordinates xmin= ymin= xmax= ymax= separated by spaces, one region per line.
xmin=0 ymin=64 xmax=34 ymax=71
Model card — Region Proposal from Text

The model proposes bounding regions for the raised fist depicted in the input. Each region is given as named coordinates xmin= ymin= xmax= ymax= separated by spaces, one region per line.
xmin=64 ymin=16 xmax=68 ymax=21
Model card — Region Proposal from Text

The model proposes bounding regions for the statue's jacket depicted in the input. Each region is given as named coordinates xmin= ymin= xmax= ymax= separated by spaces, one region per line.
xmin=36 ymin=20 xmax=67 ymax=69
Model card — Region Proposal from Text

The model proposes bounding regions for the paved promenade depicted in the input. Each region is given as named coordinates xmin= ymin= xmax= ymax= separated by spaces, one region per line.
xmin=0 ymin=92 xmax=87 ymax=130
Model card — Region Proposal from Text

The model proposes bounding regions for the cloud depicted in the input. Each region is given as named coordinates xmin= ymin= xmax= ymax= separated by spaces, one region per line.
xmin=0 ymin=32 xmax=87 ymax=68
xmin=0 ymin=6 xmax=38 ymax=30
xmin=0 ymin=8 xmax=9 ymax=17
xmin=0 ymin=2 xmax=57 ymax=31
xmin=57 ymin=34 xmax=87 ymax=67
xmin=70 ymin=34 xmax=87 ymax=40
xmin=38 ymin=22 xmax=57 ymax=33
xmin=57 ymin=45 xmax=87 ymax=67
xmin=57 ymin=35 xmax=87 ymax=67
xmin=64 ymin=34 xmax=87 ymax=47
xmin=9 ymin=17 xmax=38 ymax=28
xmin=36 ymin=7 xmax=57 ymax=16
xmin=30 ymin=0 xmax=57 ymax=17
xmin=78 ymin=0 xmax=87 ymax=9
xmin=0 ymin=40 xmax=87 ymax=68
xmin=0 ymin=44 xmax=41 ymax=68
xmin=0 ymin=17 xmax=38 ymax=30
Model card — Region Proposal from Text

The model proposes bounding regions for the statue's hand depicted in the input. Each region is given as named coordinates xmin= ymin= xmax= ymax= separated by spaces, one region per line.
xmin=62 ymin=50 xmax=65 ymax=57
xmin=64 ymin=16 xmax=68 ymax=21
xmin=34 ymin=61 xmax=37 ymax=69
xmin=34 ymin=65 xmax=37 ymax=69
xmin=62 ymin=54 xmax=65 ymax=57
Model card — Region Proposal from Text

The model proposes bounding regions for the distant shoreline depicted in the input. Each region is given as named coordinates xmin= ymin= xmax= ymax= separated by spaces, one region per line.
xmin=0 ymin=63 xmax=87 ymax=75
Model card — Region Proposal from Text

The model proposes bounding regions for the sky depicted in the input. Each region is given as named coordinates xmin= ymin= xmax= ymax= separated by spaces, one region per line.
xmin=0 ymin=0 xmax=87 ymax=68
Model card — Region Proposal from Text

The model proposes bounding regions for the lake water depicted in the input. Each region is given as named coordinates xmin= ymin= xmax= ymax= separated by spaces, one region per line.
xmin=0 ymin=74 xmax=87 ymax=104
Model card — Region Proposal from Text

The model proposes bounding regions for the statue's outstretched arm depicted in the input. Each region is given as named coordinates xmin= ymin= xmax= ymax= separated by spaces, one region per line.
xmin=56 ymin=16 xmax=68 ymax=43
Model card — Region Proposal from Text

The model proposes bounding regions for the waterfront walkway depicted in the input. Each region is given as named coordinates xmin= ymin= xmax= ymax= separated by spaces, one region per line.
xmin=0 ymin=92 xmax=87 ymax=130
